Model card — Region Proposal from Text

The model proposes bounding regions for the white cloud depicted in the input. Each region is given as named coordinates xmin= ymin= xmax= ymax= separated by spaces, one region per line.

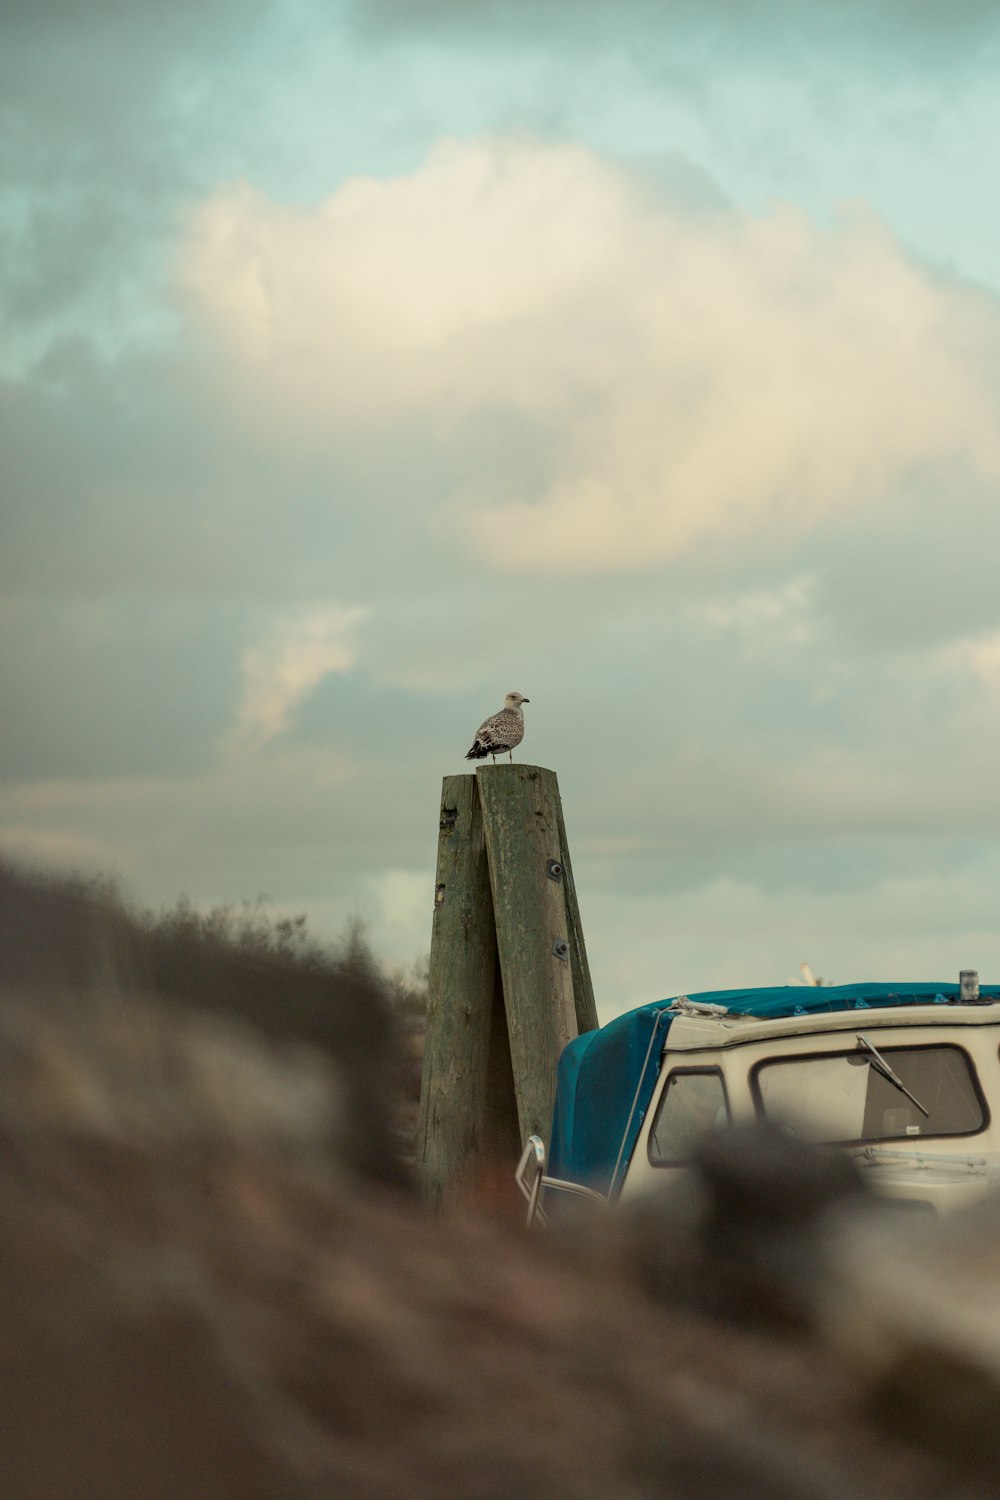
xmin=181 ymin=137 xmax=1000 ymax=575
xmin=688 ymin=575 xmax=815 ymax=640
xmin=364 ymin=868 xmax=434 ymax=960
xmin=588 ymin=860 xmax=1000 ymax=1020
xmin=937 ymin=626 xmax=1000 ymax=695
xmin=0 ymin=743 xmax=368 ymax=903
xmin=230 ymin=606 xmax=367 ymax=751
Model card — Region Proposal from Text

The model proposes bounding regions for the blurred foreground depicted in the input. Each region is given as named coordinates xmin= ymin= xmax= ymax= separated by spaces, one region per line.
xmin=2 ymin=859 xmax=1000 ymax=1498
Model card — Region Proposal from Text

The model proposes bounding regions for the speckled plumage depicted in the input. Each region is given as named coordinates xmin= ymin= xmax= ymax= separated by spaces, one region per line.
xmin=465 ymin=691 xmax=530 ymax=763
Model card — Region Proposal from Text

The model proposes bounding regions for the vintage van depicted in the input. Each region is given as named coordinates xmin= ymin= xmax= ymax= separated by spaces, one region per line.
xmin=517 ymin=977 xmax=1000 ymax=1222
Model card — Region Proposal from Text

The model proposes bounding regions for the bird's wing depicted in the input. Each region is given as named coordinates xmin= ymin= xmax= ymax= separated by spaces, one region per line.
xmin=479 ymin=710 xmax=521 ymax=746
xmin=474 ymin=711 xmax=505 ymax=742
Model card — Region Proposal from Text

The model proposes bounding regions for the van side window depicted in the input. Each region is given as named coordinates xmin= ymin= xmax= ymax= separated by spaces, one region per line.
xmin=648 ymin=1068 xmax=729 ymax=1166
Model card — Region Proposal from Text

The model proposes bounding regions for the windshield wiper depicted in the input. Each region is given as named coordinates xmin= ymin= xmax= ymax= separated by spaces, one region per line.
xmin=856 ymin=1034 xmax=929 ymax=1117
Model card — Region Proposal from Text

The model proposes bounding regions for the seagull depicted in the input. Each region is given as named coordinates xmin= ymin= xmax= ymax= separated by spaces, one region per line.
xmin=465 ymin=692 xmax=530 ymax=764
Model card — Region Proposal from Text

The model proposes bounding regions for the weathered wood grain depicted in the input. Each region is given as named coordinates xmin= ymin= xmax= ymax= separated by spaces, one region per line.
xmin=416 ymin=775 xmax=502 ymax=1210
xmin=554 ymin=788 xmax=599 ymax=1036
xmin=477 ymin=763 xmax=579 ymax=1143
xmin=482 ymin=949 xmax=521 ymax=1167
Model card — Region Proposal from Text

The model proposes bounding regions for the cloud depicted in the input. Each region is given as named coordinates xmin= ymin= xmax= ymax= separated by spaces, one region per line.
xmin=687 ymin=576 xmax=815 ymax=641
xmin=363 ymin=868 xmax=435 ymax=959
xmin=935 ymin=625 xmax=1000 ymax=700
xmin=181 ymin=137 xmax=1000 ymax=577
xmin=230 ymin=607 xmax=367 ymax=750
xmin=0 ymin=0 xmax=281 ymax=370
xmin=348 ymin=0 xmax=1000 ymax=63
xmin=9 ymin=10 xmax=1000 ymax=1012
xmin=587 ymin=854 xmax=1000 ymax=1015
xmin=0 ymin=742 xmax=379 ymax=897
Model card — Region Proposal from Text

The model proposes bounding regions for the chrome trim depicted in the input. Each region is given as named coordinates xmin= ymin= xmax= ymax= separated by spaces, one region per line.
xmin=515 ymin=1135 xmax=608 ymax=1225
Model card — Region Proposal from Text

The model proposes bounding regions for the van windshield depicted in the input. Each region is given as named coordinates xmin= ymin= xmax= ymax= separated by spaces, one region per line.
xmin=752 ymin=1043 xmax=984 ymax=1144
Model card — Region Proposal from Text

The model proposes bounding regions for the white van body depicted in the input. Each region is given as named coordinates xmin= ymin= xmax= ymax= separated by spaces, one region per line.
xmin=518 ymin=984 xmax=1000 ymax=1221
xmin=621 ymin=1003 xmax=1000 ymax=1215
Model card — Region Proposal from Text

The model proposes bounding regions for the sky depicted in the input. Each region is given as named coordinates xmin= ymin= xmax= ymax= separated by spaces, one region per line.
xmin=5 ymin=0 xmax=1000 ymax=1019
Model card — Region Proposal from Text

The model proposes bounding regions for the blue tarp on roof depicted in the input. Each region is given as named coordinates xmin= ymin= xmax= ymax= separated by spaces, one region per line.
xmin=545 ymin=981 xmax=993 ymax=1201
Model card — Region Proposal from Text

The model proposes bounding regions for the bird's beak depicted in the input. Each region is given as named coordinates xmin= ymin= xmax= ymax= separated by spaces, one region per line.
xmin=522 ymin=697 xmax=530 ymax=703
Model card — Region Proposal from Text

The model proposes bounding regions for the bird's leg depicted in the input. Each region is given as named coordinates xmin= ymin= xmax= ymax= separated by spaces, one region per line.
xmin=508 ymin=750 xmax=513 ymax=762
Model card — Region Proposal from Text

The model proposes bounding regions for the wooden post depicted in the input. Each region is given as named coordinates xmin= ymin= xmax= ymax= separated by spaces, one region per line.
xmin=553 ymin=790 xmax=599 ymax=1037
xmin=417 ymin=775 xmax=505 ymax=1210
xmin=417 ymin=763 xmax=596 ymax=1207
xmin=477 ymin=765 xmax=578 ymax=1142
